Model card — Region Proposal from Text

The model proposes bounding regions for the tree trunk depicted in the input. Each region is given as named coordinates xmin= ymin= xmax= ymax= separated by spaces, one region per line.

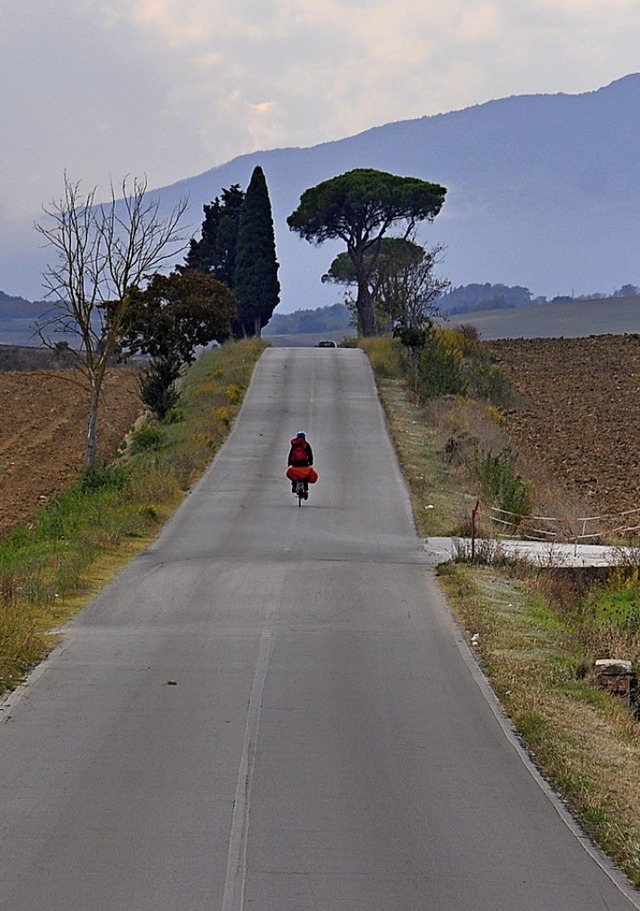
xmin=85 ymin=381 xmax=100 ymax=470
xmin=410 ymin=348 xmax=419 ymax=391
xmin=356 ymin=281 xmax=377 ymax=337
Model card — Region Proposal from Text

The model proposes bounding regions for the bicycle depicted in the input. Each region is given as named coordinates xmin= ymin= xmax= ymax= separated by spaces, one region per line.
xmin=293 ymin=479 xmax=308 ymax=506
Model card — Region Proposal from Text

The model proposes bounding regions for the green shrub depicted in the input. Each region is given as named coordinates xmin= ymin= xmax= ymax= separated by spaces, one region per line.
xmin=80 ymin=466 xmax=129 ymax=493
xmin=162 ymin=408 xmax=184 ymax=425
xmin=130 ymin=426 xmax=164 ymax=454
xmin=474 ymin=444 xmax=533 ymax=524
xmin=417 ymin=336 xmax=468 ymax=400
xmin=415 ymin=326 xmax=514 ymax=408
xmin=139 ymin=360 xmax=180 ymax=420
xmin=469 ymin=362 xmax=514 ymax=408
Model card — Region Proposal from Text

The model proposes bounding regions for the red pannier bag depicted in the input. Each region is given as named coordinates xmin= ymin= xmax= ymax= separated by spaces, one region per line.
xmin=286 ymin=465 xmax=319 ymax=484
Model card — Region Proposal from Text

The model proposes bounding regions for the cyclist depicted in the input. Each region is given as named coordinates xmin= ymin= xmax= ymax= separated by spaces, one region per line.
xmin=287 ymin=431 xmax=314 ymax=497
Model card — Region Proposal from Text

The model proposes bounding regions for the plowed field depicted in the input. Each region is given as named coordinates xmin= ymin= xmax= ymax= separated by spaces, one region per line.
xmin=488 ymin=335 xmax=640 ymax=523
xmin=0 ymin=368 xmax=141 ymax=538
xmin=3 ymin=337 xmax=640 ymax=541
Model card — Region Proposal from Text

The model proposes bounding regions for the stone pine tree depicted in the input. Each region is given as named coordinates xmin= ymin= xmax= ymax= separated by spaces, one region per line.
xmin=288 ymin=168 xmax=446 ymax=337
xmin=233 ymin=166 xmax=280 ymax=337
xmin=184 ymin=184 xmax=245 ymax=288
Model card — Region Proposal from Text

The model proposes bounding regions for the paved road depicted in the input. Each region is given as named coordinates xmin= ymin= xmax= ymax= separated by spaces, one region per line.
xmin=1 ymin=347 xmax=638 ymax=911
xmin=424 ymin=536 xmax=630 ymax=567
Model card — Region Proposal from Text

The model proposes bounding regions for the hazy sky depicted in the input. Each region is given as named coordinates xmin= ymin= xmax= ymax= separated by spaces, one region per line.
xmin=2 ymin=0 xmax=639 ymax=227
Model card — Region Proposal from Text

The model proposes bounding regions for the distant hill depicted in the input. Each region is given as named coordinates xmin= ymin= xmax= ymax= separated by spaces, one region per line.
xmin=3 ymin=74 xmax=640 ymax=327
xmin=440 ymin=283 xmax=535 ymax=314
xmin=126 ymin=73 xmax=640 ymax=319
xmin=263 ymin=302 xmax=351 ymax=336
xmin=0 ymin=292 xmax=47 ymax=346
xmin=0 ymin=290 xmax=46 ymax=319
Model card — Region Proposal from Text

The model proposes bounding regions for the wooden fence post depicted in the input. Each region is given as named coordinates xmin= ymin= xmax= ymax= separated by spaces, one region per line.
xmin=471 ymin=500 xmax=480 ymax=559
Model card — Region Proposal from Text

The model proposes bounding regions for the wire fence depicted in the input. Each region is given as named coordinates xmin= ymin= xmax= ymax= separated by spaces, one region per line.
xmin=488 ymin=503 xmax=640 ymax=544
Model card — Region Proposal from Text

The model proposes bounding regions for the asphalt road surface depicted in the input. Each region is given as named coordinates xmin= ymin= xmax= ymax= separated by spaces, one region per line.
xmin=1 ymin=347 xmax=639 ymax=911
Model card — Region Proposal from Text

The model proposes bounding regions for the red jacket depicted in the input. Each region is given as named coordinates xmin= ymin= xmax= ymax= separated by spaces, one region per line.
xmin=288 ymin=437 xmax=313 ymax=466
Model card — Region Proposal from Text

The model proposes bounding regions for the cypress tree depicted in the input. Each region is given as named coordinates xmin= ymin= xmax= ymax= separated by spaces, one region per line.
xmin=233 ymin=166 xmax=280 ymax=337
xmin=184 ymin=197 xmax=221 ymax=274
xmin=185 ymin=184 xmax=245 ymax=287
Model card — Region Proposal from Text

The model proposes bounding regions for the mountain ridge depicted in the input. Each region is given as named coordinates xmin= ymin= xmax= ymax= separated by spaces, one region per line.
xmin=101 ymin=72 xmax=640 ymax=313
xmin=2 ymin=75 xmax=638 ymax=313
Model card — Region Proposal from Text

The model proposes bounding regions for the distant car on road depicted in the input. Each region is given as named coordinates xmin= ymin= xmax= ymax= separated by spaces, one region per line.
xmin=316 ymin=339 xmax=338 ymax=348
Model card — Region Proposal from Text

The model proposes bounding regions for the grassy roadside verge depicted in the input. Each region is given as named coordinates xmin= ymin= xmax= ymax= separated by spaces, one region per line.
xmin=0 ymin=338 xmax=267 ymax=695
xmin=361 ymin=335 xmax=640 ymax=889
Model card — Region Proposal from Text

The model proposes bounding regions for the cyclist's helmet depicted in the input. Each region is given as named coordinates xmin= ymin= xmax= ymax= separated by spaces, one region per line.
xmin=296 ymin=430 xmax=306 ymax=438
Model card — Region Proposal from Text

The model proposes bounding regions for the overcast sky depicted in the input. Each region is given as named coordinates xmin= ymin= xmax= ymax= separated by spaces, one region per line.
xmin=2 ymin=0 xmax=639 ymax=229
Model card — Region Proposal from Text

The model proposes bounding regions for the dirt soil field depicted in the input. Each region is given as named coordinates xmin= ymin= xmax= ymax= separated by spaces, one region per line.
xmin=488 ymin=335 xmax=640 ymax=526
xmin=0 ymin=368 xmax=141 ymax=538
xmin=3 ymin=337 xmax=640 ymax=541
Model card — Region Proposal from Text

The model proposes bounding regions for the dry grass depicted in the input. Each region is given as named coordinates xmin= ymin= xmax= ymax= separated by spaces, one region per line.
xmin=437 ymin=562 xmax=640 ymax=886
xmin=375 ymin=372 xmax=587 ymax=539
xmin=375 ymin=379 xmax=473 ymax=535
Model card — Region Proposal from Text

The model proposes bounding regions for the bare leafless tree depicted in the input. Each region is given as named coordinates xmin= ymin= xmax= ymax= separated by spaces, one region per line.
xmin=376 ymin=239 xmax=449 ymax=330
xmin=36 ymin=174 xmax=188 ymax=469
xmin=374 ymin=238 xmax=450 ymax=389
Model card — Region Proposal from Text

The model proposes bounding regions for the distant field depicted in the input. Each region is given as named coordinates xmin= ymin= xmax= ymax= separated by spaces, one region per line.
xmin=0 ymin=319 xmax=40 ymax=346
xmin=440 ymin=295 xmax=640 ymax=339
xmin=266 ymin=296 xmax=640 ymax=344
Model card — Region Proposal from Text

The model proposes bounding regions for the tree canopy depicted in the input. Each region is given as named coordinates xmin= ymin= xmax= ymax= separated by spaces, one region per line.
xmin=122 ymin=269 xmax=236 ymax=364
xmin=322 ymin=237 xmax=424 ymax=287
xmin=120 ymin=269 xmax=237 ymax=418
xmin=184 ymin=184 xmax=245 ymax=288
xmin=441 ymin=283 xmax=533 ymax=314
xmin=288 ymin=168 xmax=446 ymax=336
xmin=185 ymin=168 xmax=279 ymax=338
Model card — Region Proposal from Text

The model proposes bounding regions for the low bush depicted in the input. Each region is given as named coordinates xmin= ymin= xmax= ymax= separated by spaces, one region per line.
xmin=360 ymin=337 xmax=403 ymax=377
xmin=130 ymin=426 xmax=164 ymax=453
xmin=473 ymin=443 xmax=534 ymax=524
xmin=214 ymin=406 xmax=233 ymax=427
xmin=162 ymin=408 xmax=184 ymax=425
xmin=80 ymin=466 xmax=129 ymax=493
xmin=224 ymin=383 xmax=243 ymax=404
xmin=417 ymin=335 xmax=468 ymax=400
xmin=339 ymin=336 xmax=359 ymax=348
xmin=139 ymin=359 xmax=180 ymax=420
